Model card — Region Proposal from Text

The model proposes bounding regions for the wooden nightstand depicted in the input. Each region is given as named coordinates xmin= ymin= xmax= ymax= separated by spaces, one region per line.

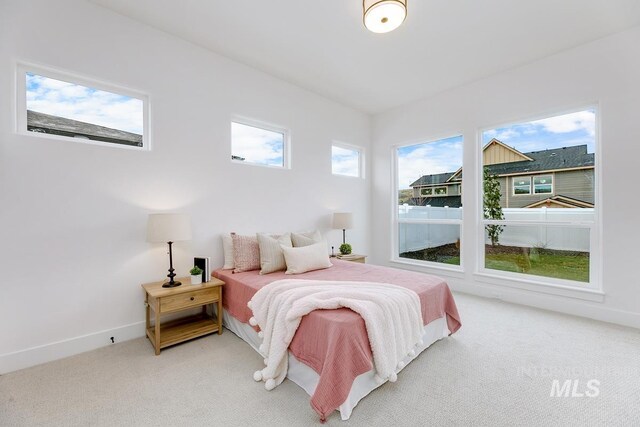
xmin=142 ymin=277 xmax=224 ymax=355
xmin=336 ymin=254 xmax=367 ymax=263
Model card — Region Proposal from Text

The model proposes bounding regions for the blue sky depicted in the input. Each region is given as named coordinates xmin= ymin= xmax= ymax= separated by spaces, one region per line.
xmin=397 ymin=135 xmax=463 ymax=189
xmin=231 ymin=122 xmax=284 ymax=166
xmin=397 ymin=109 xmax=595 ymax=189
xmin=482 ymin=109 xmax=596 ymax=154
xmin=26 ymin=72 xmax=144 ymax=135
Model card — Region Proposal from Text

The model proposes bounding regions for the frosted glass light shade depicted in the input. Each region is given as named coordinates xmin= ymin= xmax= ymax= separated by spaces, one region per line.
xmin=333 ymin=212 xmax=354 ymax=230
xmin=146 ymin=213 xmax=192 ymax=243
xmin=363 ymin=0 xmax=407 ymax=34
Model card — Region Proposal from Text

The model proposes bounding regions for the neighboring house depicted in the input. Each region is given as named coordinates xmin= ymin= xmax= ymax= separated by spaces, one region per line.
xmin=27 ymin=110 xmax=143 ymax=147
xmin=409 ymin=138 xmax=595 ymax=208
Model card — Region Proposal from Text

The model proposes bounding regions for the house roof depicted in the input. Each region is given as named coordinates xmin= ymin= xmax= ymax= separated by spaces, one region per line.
xmin=523 ymin=195 xmax=594 ymax=208
xmin=485 ymin=145 xmax=594 ymax=176
xmin=409 ymin=172 xmax=455 ymax=187
xmin=412 ymin=195 xmax=462 ymax=208
xmin=27 ymin=110 xmax=142 ymax=146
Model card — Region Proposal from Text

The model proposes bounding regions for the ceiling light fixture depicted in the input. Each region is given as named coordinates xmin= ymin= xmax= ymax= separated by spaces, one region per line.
xmin=363 ymin=0 xmax=407 ymax=34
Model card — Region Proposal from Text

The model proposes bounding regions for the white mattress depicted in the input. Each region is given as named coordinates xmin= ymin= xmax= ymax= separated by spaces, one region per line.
xmin=221 ymin=309 xmax=449 ymax=420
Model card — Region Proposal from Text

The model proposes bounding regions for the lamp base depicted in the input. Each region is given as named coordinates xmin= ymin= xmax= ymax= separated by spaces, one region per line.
xmin=162 ymin=280 xmax=182 ymax=288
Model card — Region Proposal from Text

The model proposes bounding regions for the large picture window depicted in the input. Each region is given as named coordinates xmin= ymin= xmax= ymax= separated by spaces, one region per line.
xmin=395 ymin=135 xmax=463 ymax=268
xmin=17 ymin=64 xmax=147 ymax=149
xmin=481 ymin=109 xmax=597 ymax=288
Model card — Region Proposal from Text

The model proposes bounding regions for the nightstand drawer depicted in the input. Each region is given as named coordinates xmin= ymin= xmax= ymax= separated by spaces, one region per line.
xmin=160 ymin=288 xmax=218 ymax=313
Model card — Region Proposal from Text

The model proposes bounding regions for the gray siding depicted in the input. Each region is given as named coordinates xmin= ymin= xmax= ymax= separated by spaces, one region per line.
xmin=504 ymin=169 xmax=594 ymax=208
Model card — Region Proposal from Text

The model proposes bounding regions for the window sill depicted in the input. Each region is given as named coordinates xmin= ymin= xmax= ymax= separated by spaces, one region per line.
xmin=473 ymin=271 xmax=605 ymax=302
xmin=389 ymin=258 xmax=465 ymax=279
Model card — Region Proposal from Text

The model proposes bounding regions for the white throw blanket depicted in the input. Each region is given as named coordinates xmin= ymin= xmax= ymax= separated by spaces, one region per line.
xmin=247 ymin=279 xmax=425 ymax=391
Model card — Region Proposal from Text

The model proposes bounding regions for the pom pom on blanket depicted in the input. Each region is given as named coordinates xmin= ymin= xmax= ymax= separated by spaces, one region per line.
xmin=389 ymin=372 xmax=398 ymax=382
xmin=265 ymin=378 xmax=276 ymax=391
xmin=397 ymin=361 xmax=405 ymax=370
xmin=253 ymin=370 xmax=263 ymax=382
xmin=249 ymin=317 xmax=258 ymax=326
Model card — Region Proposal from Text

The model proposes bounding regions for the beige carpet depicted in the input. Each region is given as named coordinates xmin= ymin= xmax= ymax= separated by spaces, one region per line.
xmin=1 ymin=293 xmax=639 ymax=426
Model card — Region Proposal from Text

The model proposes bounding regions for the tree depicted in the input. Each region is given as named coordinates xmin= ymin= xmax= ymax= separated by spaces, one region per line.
xmin=483 ymin=167 xmax=504 ymax=246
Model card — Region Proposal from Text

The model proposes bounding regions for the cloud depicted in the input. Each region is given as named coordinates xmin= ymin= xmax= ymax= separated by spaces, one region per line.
xmin=26 ymin=73 xmax=144 ymax=135
xmin=482 ymin=109 xmax=596 ymax=154
xmin=231 ymin=122 xmax=284 ymax=166
xmin=397 ymin=138 xmax=462 ymax=189
xmin=531 ymin=110 xmax=595 ymax=136
xmin=332 ymin=146 xmax=360 ymax=176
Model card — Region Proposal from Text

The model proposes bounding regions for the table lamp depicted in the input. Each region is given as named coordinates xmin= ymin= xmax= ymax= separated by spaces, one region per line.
xmin=332 ymin=212 xmax=353 ymax=245
xmin=147 ymin=213 xmax=192 ymax=288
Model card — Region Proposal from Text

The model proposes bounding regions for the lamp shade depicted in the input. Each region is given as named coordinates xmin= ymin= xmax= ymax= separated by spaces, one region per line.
xmin=332 ymin=212 xmax=354 ymax=230
xmin=146 ymin=213 xmax=192 ymax=243
xmin=363 ymin=0 xmax=407 ymax=34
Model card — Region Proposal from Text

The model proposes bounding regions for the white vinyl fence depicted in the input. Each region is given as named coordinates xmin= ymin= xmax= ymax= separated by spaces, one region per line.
xmin=398 ymin=206 xmax=593 ymax=253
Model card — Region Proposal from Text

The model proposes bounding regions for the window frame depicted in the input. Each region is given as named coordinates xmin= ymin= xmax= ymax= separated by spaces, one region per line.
xmin=533 ymin=174 xmax=553 ymax=194
xmin=331 ymin=141 xmax=364 ymax=178
xmin=391 ymin=134 xmax=464 ymax=273
xmin=15 ymin=62 xmax=150 ymax=150
xmin=477 ymin=106 xmax=601 ymax=294
xmin=230 ymin=116 xmax=290 ymax=169
xmin=512 ymin=176 xmax=532 ymax=195
xmin=434 ymin=186 xmax=448 ymax=196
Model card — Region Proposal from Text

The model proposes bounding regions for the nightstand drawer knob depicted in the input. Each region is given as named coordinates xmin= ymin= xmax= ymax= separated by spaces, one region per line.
xmin=190 ymin=297 xmax=195 ymax=301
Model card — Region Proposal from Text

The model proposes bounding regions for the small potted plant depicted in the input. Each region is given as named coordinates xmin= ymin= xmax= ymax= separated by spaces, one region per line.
xmin=189 ymin=266 xmax=203 ymax=285
xmin=339 ymin=243 xmax=352 ymax=256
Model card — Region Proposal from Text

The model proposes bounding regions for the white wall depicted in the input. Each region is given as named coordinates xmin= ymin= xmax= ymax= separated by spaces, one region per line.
xmin=372 ymin=26 xmax=640 ymax=329
xmin=0 ymin=0 xmax=371 ymax=372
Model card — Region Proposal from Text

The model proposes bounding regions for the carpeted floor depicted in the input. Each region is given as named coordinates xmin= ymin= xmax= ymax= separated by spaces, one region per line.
xmin=1 ymin=292 xmax=639 ymax=426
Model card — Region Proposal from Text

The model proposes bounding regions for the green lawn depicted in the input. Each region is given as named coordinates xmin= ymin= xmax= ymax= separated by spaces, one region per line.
xmin=405 ymin=244 xmax=590 ymax=283
xmin=484 ymin=249 xmax=589 ymax=282
xmin=448 ymin=247 xmax=589 ymax=282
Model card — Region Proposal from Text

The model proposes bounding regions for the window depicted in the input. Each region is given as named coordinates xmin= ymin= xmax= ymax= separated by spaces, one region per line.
xmin=332 ymin=144 xmax=362 ymax=177
xmin=395 ymin=135 xmax=463 ymax=268
xmin=231 ymin=120 xmax=287 ymax=168
xmin=533 ymin=175 xmax=553 ymax=194
xmin=481 ymin=108 xmax=597 ymax=288
xmin=17 ymin=64 xmax=147 ymax=149
xmin=513 ymin=177 xmax=531 ymax=195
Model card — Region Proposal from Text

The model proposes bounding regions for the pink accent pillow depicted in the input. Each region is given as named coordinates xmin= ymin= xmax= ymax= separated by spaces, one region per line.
xmin=231 ymin=233 xmax=260 ymax=273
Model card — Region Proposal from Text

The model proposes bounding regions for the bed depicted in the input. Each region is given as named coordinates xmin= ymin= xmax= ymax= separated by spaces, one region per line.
xmin=213 ymin=259 xmax=461 ymax=421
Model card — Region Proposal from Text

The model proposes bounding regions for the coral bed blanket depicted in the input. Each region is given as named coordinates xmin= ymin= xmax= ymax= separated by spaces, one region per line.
xmin=213 ymin=260 xmax=461 ymax=420
xmin=249 ymin=279 xmax=425 ymax=392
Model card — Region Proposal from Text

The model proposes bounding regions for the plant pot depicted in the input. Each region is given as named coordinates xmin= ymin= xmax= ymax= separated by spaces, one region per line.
xmin=190 ymin=274 xmax=202 ymax=285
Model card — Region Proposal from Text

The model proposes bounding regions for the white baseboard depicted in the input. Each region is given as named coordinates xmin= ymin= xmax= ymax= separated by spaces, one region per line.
xmin=0 ymin=321 xmax=146 ymax=374
xmin=449 ymin=280 xmax=640 ymax=330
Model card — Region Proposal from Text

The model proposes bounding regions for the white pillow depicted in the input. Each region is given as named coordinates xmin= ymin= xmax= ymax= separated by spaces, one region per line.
xmin=257 ymin=233 xmax=292 ymax=275
xmin=291 ymin=230 xmax=322 ymax=247
xmin=222 ymin=234 xmax=234 ymax=270
xmin=281 ymin=241 xmax=332 ymax=275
